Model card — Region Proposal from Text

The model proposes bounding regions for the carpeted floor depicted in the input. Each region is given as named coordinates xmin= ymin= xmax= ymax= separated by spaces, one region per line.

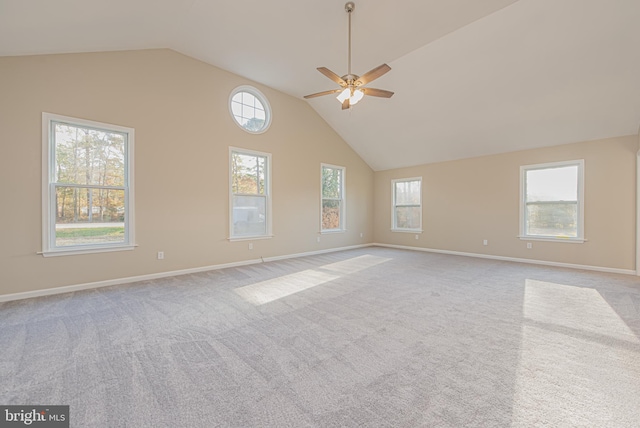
xmin=1 ymin=247 xmax=639 ymax=427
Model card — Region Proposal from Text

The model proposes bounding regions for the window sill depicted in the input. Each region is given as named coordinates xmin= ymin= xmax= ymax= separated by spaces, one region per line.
xmin=40 ymin=244 xmax=136 ymax=257
xmin=391 ymin=229 xmax=423 ymax=233
xmin=517 ymin=236 xmax=586 ymax=244
xmin=228 ymin=235 xmax=273 ymax=242
xmin=320 ymin=229 xmax=346 ymax=234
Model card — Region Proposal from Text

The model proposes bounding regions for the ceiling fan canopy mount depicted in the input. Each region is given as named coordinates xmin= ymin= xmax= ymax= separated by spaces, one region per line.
xmin=345 ymin=2 xmax=355 ymax=14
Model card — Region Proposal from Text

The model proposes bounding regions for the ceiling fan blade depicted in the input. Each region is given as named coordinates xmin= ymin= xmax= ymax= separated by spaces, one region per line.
xmin=303 ymin=89 xmax=342 ymax=99
xmin=317 ymin=67 xmax=347 ymax=86
xmin=361 ymin=88 xmax=394 ymax=98
xmin=355 ymin=64 xmax=391 ymax=86
xmin=342 ymin=98 xmax=350 ymax=110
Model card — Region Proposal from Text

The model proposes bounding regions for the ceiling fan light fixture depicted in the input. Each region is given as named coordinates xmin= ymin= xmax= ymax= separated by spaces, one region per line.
xmin=337 ymin=87 xmax=351 ymax=103
xmin=336 ymin=87 xmax=364 ymax=106
xmin=350 ymin=89 xmax=364 ymax=105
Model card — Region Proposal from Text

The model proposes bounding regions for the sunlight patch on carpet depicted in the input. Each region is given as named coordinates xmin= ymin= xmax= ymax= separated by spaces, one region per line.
xmin=234 ymin=255 xmax=391 ymax=305
xmin=319 ymin=254 xmax=392 ymax=275
xmin=511 ymin=279 xmax=640 ymax=426
xmin=522 ymin=279 xmax=638 ymax=343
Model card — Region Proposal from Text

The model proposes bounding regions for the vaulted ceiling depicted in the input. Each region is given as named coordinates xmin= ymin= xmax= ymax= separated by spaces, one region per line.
xmin=1 ymin=0 xmax=639 ymax=170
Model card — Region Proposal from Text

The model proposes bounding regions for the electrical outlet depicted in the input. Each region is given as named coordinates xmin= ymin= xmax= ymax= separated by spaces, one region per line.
xmin=360 ymin=232 xmax=363 ymax=238
xmin=527 ymin=242 xmax=532 ymax=249
xmin=317 ymin=237 xmax=321 ymax=243
xmin=248 ymin=243 xmax=253 ymax=250
xmin=415 ymin=234 xmax=419 ymax=240
xmin=157 ymin=251 xmax=164 ymax=260
xmin=483 ymin=239 xmax=488 ymax=246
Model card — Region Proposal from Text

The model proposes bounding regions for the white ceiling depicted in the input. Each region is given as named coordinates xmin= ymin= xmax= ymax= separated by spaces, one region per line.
xmin=1 ymin=0 xmax=639 ymax=170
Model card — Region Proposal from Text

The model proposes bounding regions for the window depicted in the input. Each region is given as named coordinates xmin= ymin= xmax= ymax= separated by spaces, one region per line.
xmin=392 ymin=178 xmax=422 ymax=231
xmin=321 ymin=164 xmax=345 ymax=232
xmin=520 ymin=160 xmax=584 ymax=241
xmin=42 ymin=113 xmax=135 ymax=256
xmin=229 ymin=86 xmax=271 ymax=134
xmin=230 ymin=148 xmax=271 ymax=239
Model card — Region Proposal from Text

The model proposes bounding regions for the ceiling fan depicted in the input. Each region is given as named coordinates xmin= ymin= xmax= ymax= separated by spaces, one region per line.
xmin=303 ymin=2 xmax=394 ymax=110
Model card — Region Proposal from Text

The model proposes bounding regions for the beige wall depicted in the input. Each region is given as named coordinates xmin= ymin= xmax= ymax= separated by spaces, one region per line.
xmin=0 ymin=48 xmax=636 ymax=298
xmin=374 ymin=136 xmax=637 ymax=271
xmin=0 ymin=49 xmax=374 ymax=296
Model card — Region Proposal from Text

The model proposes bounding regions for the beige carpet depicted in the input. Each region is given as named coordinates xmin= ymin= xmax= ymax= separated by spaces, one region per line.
xmin=1 ymin=247 xmax=639 ymax=427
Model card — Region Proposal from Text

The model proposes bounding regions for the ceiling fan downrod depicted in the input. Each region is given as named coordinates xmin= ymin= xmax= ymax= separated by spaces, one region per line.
xmin=346 ymin=2 xmax=355 ymax=77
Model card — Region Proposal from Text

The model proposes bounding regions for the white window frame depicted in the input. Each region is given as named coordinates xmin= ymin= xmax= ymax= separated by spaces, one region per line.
xmin=519 ymin=159 xmax=585 ymax=243
xmin=321 ymin=164 xmax=346 ymax=233
xmin=228 ymin=85 xmax=272 ymax=134
xmin=229 ymin=147 xmax=272 ymax=241
xmin=391 ymin=177 xmax=423 ymax=232
xmin=41 ymin=112 xmax=135 ymax=257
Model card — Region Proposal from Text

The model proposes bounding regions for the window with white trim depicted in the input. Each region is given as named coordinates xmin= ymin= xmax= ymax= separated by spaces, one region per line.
xmin=392 ymin=178 xmax=422 ymax=231
xmin=230 ymin=148 xmax=271 ymax=239
xmin=229 ymin=86 xmax=272 ymax=134
xmin=42 ymin=113 xmax=135 ymax=256
xmin=321 ymin=164 xmax=345 ymax=232
xmin=520 ymin=160 xmax=584 ymax=241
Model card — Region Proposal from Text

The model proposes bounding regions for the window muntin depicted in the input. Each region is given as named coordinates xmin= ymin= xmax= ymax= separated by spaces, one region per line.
xmin=321 ymin=164 xmax=345 ymax=232
xmin=392 ymin=178 xmax=422 ymax=231
xmin=521 ymin=160 xmax=584 ymax=241
xmin=230 ymin=148 xmax=271 ymax=239
xmin=42 ymin=113 xmax=134 ymax=256
xmin=229 ymin=86 xmax=271 ymax=134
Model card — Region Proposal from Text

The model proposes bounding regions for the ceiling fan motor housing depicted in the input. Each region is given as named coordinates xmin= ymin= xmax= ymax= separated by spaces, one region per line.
xmin=341 ymin=74 xmax=359 ymax=86
xmin=345 ymin=2 xmax=355 ymax=13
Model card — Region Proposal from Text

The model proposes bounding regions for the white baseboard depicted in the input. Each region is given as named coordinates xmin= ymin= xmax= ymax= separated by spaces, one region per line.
xmin=373 ymin=243 xmax=637 ymax=276
xmin=0 ymin=244 xmax=372 ymax=303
